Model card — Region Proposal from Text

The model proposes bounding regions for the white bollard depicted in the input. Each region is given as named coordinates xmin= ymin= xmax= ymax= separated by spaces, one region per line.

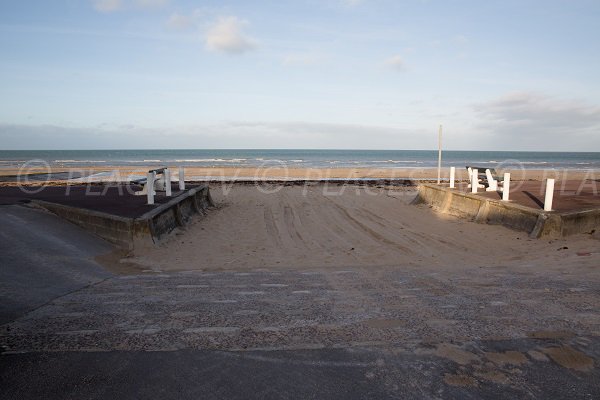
xmin=471 ymin=168 xmax=478 ymax=193
xmin=502 ymin=173 xmax=511 ymax=201
xmin=147 ymin=171 xmax=155 ymax=205
xmin=179 ymin=166 xmax=185 ymax=191
xmin=544 ymin=178 xmax=555 ymax=211
xmin=165 ymin=168 xmax=172 ymax=197
xmin=449 ymin=167 xmax=455 ymax=189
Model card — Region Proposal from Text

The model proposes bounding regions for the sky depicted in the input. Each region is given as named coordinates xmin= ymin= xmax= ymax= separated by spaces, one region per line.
xmin=1 ymin=0 xmax=599 ymax=150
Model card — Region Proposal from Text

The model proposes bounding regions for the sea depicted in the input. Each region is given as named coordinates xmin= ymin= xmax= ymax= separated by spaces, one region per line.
xmin=0 ymin=149 xmax=599 ymax=170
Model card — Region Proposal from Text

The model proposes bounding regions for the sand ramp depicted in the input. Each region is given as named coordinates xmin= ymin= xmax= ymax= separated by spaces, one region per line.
xmin=130 ymin=184 xmax=598 ymax=271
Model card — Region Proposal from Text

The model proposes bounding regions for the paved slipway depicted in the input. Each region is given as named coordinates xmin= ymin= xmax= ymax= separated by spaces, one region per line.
xmin=1 ymin=188 xmax=600 ymax=399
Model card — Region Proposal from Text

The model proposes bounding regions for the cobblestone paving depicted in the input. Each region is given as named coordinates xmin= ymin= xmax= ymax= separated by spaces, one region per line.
xmin=3 ymin=266 xmax=599 ymax=353
xmin=2 ymin=265 xmax=600 ymax=398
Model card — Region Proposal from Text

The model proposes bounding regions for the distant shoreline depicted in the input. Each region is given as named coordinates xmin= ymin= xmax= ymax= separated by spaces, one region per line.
xmin=1 ymin=166 xmax=598 ymax=184
xmin=1 ymin=149 xmax=599 ymax=171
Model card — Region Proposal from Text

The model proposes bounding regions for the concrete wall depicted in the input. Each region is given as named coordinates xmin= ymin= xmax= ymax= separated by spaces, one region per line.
xmin=32 ymin=201 xmax=134 ymax=249
xmin=34 ymin=185 xmax=214 ymax=250
xmin=413 ymin=184 xmax=599 ymax=238
xmin=560 ymin=209 xmax=600 ymax=236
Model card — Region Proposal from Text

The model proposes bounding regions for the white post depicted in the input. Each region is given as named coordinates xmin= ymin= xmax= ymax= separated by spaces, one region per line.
xmin=544 ymin=178 xmax=555 ymax=211
xmin=471 ymin=168 xmax=478 ymax=193
xmin=449 ymin=166 xmax=455 ymax=189
xmin=179 ymin=166 xmax=185 ymax=191
xmin=437 ymin=125 xmax=442 ymax=185
xmin=502 ymin=172 xmax=511 ymax=201
xmin=146 ymin=171 xmax=155 ymax=205
xmin=165 ymin=168 xmax=172 ymax=196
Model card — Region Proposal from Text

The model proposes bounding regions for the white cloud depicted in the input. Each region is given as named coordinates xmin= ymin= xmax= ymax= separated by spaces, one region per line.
xmin=205 ymin=16 xmax=256 ymax=54
xmin=386 ymin=55 xmax=407 ymax=71
xmin=166 ymin=12 xmax=194 ymax=31
xmin=473 ymin=92 xmax=600 ymax=148
xmin=0 ymin=122 xmax=429 ymax=150
xmin=93 ymin=0 xmax=122 ymax=13
xmin=475 ymin=92 xmax=600 ymax=129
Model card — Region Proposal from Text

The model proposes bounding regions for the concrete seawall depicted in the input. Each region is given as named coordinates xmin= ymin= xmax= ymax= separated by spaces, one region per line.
xmin=412 ymin=184 xmax=599 ymax=238
xmin=32 ymin=185 xmax=214 ymax=250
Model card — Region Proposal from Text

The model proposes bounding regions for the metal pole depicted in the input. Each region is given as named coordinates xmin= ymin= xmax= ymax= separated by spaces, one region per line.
xmin=437 ymin=125 xmax=442 ymax=185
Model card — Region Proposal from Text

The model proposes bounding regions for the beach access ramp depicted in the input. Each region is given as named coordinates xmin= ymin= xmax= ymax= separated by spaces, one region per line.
xmin=0 ymin=205 xmax=113 ymax=324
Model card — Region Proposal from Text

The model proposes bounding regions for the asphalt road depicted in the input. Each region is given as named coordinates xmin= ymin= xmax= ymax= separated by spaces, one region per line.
xmin=0 ymin=205 xmax=112 ymax=325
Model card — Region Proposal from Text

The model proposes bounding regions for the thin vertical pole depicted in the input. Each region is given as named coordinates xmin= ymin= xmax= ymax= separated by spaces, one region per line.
xmin=165 ymin=168 xmax=172 ymax=197
xmin=471 ymin=168 xmax=478 ymax=193
xmin=544 ymin=179 xmax=555 ymax=211
xmin=449 ymin=167 xmax=455 ymax=188
xmin=502 ymin=173 xmax=511 ymax=201
xmin=179 ymin=166 xmax=185 ymax=191
xmin=437 ymin=125 xmax=442 ymax=185
xmin=146 ymin=171 xmax=155 ymax=205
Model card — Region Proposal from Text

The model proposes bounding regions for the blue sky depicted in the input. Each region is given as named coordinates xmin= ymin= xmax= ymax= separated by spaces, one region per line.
xmin=1 ymin=0 xmax=599 ymax=150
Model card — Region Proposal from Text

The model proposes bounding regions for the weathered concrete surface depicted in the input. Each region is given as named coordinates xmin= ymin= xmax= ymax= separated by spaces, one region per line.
xmin=2 ymin=341 xmax=599 ymax=400
xmin=0 ymin=205 xmax=113 ymax=325
xmin=29 ymin=185 xmax=214 ymax=250
xmin=2 ymin=267 xmax=599 ymax=399
xmin=561 ymin=209 xmax=600 ymax=237
xmin=31 ymin=201 xmax=136 ymax=249
xmin=413 ymin=184 xmax=600 ymax=238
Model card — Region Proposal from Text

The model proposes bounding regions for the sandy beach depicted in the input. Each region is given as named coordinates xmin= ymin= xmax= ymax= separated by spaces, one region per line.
xmin=1 ymin=166 xmax=598 ymax=185
xmin=127 ymin=184 xmax=599 ymax=272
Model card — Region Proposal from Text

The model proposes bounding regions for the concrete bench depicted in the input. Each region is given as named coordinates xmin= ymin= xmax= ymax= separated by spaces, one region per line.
xmin=466 ymin=166 xmax=504 ymax=192
xmin=133 ymin=167 xmax=187 ymax=205
xmin=133 ymin=168 xmax=173 ymax=204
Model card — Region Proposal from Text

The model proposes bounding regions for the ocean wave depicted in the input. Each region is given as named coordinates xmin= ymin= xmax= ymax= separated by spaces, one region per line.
xmin=143 ymin=159 xmax=162 ymax=162
xmin=256 ymin=159 xmax=286 ymax=164
xmin=367 ymin=160 xmax=421 ymax=164
xmin=55 ymin=160 xmax=106 ymax=163
xmin=175 ymin=158 xmax=247 ymax=163
xmin=487 ymin=161 xmax=549 ymax=165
